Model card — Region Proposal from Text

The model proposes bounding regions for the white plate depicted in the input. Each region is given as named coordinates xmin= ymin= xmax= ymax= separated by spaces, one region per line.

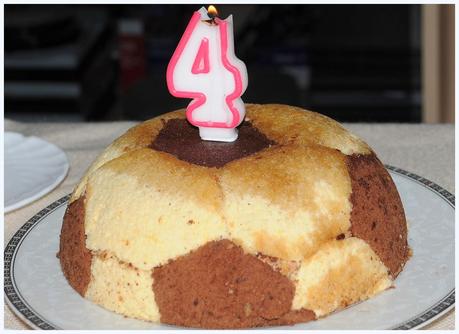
xmin=4 ymin=167 xmax=454 ymax=330
xmin=4 ymin=132 xmax=69 ymax=213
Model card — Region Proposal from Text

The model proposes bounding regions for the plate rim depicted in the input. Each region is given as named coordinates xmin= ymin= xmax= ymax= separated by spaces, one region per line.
xmin=4 ymin=166 xmax=455 ymax=330
xmin=4 ymin=132 xmax=70 ymax=213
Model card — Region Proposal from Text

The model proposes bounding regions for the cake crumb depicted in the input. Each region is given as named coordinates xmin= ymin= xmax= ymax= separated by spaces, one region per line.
xmin=244 ymin=303 xmax=252 ymax=316
xmin=336 ymin=233 xmax=345 ymax=240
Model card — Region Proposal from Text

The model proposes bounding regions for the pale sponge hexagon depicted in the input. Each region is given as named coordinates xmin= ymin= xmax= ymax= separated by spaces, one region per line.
xmin=85 ymin=252 xmax=160 ymax=322
xmin=72 ymin=110 xmax=186 ymax=202
xmin=245 ymin=104 xmax=370 ymax=156
xmin=292 ymin=237 xmax=392 ymax=317
xmin=84 ymin=148 xmax=228 ymax=270
xmin=219 ymin=144 xmax=352 ymax=261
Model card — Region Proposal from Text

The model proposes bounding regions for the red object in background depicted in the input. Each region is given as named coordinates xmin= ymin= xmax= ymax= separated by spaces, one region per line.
xmin=118 ymin=20 xmax=147 ymax=92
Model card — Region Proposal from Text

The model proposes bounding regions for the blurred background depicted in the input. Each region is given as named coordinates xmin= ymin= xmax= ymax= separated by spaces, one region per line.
xmin=4 ymin=4 xmax=455 ymax=123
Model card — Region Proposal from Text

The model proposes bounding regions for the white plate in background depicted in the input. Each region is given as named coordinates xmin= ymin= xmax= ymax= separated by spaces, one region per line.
xmin=4 ymin=167 xmax=454 ymax=329
xmin=4 ymin=132 xmax=69 ymax=213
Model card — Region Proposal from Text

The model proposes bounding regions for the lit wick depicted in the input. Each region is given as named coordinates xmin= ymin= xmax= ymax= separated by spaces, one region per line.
xmin=206 ymin=5 xmax=219 ymax=24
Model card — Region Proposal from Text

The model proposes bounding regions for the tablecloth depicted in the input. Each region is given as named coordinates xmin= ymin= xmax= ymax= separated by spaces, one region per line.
xmin=4 ymin=119 xmax=455 ymax=330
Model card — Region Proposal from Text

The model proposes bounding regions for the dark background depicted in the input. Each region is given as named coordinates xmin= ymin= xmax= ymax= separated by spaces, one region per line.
xmin=4 ymin=4 xmax=421 ymax=123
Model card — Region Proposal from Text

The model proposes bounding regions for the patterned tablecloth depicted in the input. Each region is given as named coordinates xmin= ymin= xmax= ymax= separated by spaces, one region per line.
xmin=4 ymin=119 xmax=455 ymax=330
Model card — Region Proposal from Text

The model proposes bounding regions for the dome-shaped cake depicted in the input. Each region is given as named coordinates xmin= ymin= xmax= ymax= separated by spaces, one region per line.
xmin=59 ymin=104 xmax=409 ymax=328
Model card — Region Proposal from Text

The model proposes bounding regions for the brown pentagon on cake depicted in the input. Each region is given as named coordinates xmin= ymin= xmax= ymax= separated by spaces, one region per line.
xmin=58 ymin=104 xmax=409 ymax=328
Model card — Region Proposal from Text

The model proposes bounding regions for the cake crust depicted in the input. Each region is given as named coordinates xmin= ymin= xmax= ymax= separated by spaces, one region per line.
xmin=58 ymin=196 xmax=92 ymax=296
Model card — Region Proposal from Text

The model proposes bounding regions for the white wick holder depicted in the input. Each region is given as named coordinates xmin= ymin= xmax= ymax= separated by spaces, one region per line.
xmin=199 ymin=127 xmax=238 ymax=142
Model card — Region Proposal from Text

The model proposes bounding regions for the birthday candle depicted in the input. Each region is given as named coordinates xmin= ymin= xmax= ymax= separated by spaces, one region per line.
xmin=167 ymin=6 xmax=248 ymax=142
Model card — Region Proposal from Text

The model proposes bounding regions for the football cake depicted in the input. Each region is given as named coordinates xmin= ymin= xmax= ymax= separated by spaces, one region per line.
xmin=59 ymin=103 xmax=409 ymax=328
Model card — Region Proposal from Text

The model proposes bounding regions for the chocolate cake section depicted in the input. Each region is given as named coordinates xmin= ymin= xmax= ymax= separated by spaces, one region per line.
xmin=152 ymin=240 xmax=315 ymax=329
xmin=347 ymin=153 xmax=409 ymax=277
xmin=150 ymin=119 xmax=276 ymax=168
xmin=58 ymin=196 xmax=92 ymax=296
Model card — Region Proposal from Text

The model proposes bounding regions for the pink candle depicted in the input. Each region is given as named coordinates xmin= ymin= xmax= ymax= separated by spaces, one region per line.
xmin=167 ymin=6 xmax=248 ymax=142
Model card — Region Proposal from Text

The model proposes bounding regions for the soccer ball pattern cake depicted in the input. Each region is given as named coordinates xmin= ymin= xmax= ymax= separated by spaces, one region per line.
xmin=59 ymin=104 xmax=409 ymax=328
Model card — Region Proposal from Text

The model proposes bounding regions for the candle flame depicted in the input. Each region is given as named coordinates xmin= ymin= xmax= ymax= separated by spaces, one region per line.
xmin=207 ymin=5 xmax=219 ymax=18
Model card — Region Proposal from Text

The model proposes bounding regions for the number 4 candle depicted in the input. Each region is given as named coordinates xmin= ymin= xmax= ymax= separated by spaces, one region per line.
xmin=167 ymin=6 xmax=248 ymax=142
